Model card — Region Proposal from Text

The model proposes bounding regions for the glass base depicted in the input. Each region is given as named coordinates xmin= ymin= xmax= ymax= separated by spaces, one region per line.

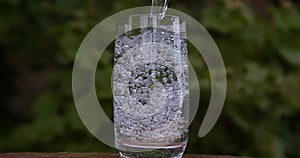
xmin=118 ymin=142 xmax=187 ymax=158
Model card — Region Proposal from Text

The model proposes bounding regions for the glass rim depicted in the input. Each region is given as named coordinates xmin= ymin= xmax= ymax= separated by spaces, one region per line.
xmin=116 ymin=14 xmax=185 ymax=23
xmin=115 ymin=14 xmax=187 ymax=37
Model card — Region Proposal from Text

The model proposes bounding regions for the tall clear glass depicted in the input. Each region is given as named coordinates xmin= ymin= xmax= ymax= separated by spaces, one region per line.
xmin=113 ymin=14 xmax=189 ymax=158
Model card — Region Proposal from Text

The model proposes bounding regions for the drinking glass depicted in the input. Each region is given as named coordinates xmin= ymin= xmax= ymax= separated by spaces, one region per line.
xmin=113 ymin=14 xmax=188 ymax=158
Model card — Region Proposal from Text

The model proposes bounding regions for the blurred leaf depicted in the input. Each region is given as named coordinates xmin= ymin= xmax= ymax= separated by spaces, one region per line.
xmin=279 ymin=47 xmax=300 ymax=66
xmin=32 ymin=93 xmax=60 ymax=120
xmin=96 ymin=67 xmax=113 ymax=99
xmin=244 ymin=62 xmax=267 ymax=82
xmin=202 ymin=6 xmax=244 ymax=33
xmin=280 ymin=73 xmax=300 ymax=109
xmin=271 ymin=6 xmax=300 ymax=31
xmin=58 ymin=31 xmax=83 ymax=64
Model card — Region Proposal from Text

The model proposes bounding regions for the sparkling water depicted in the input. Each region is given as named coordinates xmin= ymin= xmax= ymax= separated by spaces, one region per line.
xmin=114 ymin=27 xmax=189 ymax=158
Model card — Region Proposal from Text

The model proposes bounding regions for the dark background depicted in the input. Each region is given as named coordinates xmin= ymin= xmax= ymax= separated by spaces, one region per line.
xmin=1 ymin=0 xmax=300 ymax=157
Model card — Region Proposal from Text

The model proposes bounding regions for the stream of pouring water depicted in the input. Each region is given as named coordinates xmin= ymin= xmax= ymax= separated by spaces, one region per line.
xmin=151 ymin=0 xmax=169 ymax=17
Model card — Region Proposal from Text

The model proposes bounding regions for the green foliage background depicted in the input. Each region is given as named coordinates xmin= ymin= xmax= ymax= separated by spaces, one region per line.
xmin=0 ymin=0 xmax=300 ymax=157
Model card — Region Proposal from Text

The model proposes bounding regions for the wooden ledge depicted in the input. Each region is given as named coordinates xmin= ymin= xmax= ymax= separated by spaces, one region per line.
xmin=0 ymin=153 xmax=252 ymax=158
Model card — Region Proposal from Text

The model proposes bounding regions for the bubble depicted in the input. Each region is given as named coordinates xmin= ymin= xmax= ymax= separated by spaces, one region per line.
xmin=162 ymin=77 xmax=168 ymax=83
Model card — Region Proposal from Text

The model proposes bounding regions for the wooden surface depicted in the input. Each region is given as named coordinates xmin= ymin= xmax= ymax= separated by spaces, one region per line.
xmin=0 ymin=153 xmax=252 ymax=158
